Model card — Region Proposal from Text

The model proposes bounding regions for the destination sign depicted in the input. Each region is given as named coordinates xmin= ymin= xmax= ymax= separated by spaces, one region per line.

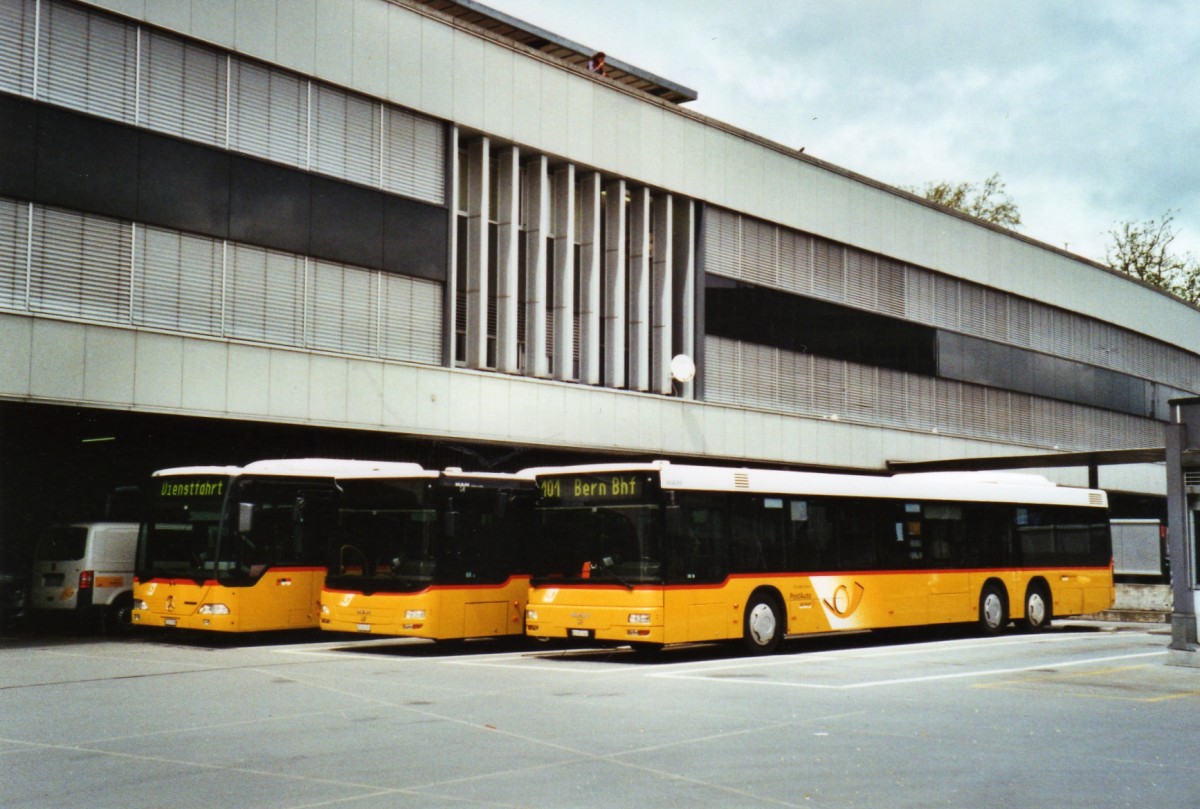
xmin=156 ymin=477 xmax=227 ymax=499
xmin=539 ymin=474 xmax=644 ymax=503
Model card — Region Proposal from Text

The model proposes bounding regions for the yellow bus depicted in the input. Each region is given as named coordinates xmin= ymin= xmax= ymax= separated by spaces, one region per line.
xmin=133 ymin=459 xmax=421 ymax=632
xmin=523 ymin=461 xmax=1113 ymax=654
xmin=320 ymin=469 xmax=535 ymax=641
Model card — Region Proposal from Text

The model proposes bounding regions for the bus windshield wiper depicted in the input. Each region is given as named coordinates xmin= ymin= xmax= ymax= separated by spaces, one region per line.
xmin=591 ymin=556 xmax=634 ymax=590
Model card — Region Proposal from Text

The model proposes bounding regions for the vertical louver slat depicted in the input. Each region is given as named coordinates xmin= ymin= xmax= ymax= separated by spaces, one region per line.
xmin=39 ymin=0 xmax=136 ymax=123
xmin=844 ymin=250 xmax=877 ymax=310
xmin=0 ymin=199 xmax=29 ymax=310
xmin=30 ymin=207 xmax=130 ymax=323
xmin=0 ymin=0 xmax=36 ymax=96
xmin=139 ymin=30 xmax=227 ymax=147
xmin=134 ymin=226 xmax=222 ymax=334
xmin=229 ymin=60 xmax=306 ymax=167
xmin=812 ymin=238 xmax=844 ymax=304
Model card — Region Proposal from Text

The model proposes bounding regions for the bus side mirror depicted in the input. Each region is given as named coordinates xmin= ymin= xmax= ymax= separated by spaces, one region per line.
xmin=238 ymin=502 xmax=255 ymax=534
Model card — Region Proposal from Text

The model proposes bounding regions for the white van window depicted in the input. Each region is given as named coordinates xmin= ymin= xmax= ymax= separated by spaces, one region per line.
xmin=35 ymin=526 xmax=88 ymax=561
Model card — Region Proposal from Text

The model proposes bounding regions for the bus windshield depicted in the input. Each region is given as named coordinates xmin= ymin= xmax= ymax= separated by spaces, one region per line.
xmin=534 ymin=504 xmax=663 ymax=585
xmin=139 ymin=475 xmax=337 ymax=584
xmin=328 ymin=478 xmax=438 ymax=593
xmin=138 ymin=475 xmax=229 ymax=582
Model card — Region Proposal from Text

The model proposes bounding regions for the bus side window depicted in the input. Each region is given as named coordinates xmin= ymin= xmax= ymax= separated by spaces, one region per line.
xmin=669 ymin=493 xmax=727 ymax=584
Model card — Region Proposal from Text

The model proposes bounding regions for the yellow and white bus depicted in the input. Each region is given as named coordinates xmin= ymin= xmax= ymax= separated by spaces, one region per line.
xmin=524 ymin=461 xmax=1113 ymax=654
xmin=133 ymin=459 xmax=421 ymax=632
xmin=320 ymin=469 xmax=535 ymax=641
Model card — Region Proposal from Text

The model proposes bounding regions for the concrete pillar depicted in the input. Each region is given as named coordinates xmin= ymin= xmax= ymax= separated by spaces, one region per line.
xmin=672 ymin=197 xmax=695 ymax=399
xmin=627 ymin=186 xmax=650 ymax=392
xmin=465 ymin=137 xmax=489 ymax=369
xmin=578 ymin=172 xmax=601 ymax=385
xmin=651 ymin=192 xmax=673 ymax=395
xmin=523 ymin=156 xmax=549 ymax=378
xmin=495 ymin=145 xmax=520 ymax=374
xmin=603 ymin=179 xmax=627 ymax=388
xmin=552 ymin=163 xmax=575 ymax=382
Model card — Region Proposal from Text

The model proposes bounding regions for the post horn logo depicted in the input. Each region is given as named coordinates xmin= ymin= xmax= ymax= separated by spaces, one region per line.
xmin=823 ymin=582 xmax=865 ymax=618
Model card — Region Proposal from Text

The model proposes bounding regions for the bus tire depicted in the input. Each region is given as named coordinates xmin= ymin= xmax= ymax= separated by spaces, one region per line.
xmin=978 ymin=583 xmax=1008 ymax=635
xmin=1021 ymin=582 xmax=1052 ymax=632
xmin=743 ymin=593 xmax=783 ymax=655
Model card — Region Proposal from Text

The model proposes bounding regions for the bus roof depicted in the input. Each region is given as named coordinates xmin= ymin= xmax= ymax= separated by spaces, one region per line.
xmin=522 ymin=461 xmax=1107 ymax=509
xmin=154 ymin=460 xmax=534 ymax=482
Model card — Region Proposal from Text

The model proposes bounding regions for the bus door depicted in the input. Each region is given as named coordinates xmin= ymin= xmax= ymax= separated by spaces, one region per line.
xmin=232 ymin=481 xmax=338 ymax=630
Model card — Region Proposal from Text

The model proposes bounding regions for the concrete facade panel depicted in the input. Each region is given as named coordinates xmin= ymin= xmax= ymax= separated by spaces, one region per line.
xmin=130 ymin=332 xmax=182 ymax=409
xmin=225 ymin=344 xmax=271 ymax=417
xmin=565 ymin=78 xmax=594 ymax=166
xmin=233 ymin=0 xmax=278 ymax=63
xmin=414 ymin=365 xmax=452 ymax=435
xmin=142 ymin=0 xmax=190 ymax=33
xmin=268 ymin=350 xmax=311 ymax=420
xmin=309 ymin=356 xmax=349 ymax=423
xmin=452 ymin=30 xmax=486 ymax=131
xmin=386 ymin=4 xmax=424 ymax=111
xmin=446 ymin=371 xmax=483 ymax=437
xmin=187 ymin=0 xmax=236 ymax=48
xmin=0 ymin=316 xmax=32 ymax=396
xmin=419 ymin=18 xmax=455 ymax=120
xmin=314 ymin=0 xmax=355 ymax=88
xmin=30 ymin=320 xmax=85 ymax=401
xmin=345 ymin=362 xmax=385 ymax=427
xmin=538 ymin=67 xmax=570 ymax=159
xmin=274 ymin=0 xmax=317 ymax=77
xmin=352 ymin=0 xmax=390 ymax=99
xmin=180 ymin=340 xmax=229 ymax=414
xmin=381 ymin=363 xmax=419 ymax=428
xmin=509 ymin=55 xmax=543 ymax=148
xmin=481 ymin=44 xmax=516 ymax=141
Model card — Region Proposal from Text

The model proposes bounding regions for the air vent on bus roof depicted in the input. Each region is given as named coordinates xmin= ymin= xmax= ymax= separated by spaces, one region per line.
xmin=734 ymin=472 xmax=750 ymax=489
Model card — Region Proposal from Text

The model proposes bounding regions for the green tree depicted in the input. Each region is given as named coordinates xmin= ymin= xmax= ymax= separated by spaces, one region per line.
xmin=906 ymin=173 xmax=1022 ymax=228
xmin=1106 ymin=210 xmax=1200 ymax=304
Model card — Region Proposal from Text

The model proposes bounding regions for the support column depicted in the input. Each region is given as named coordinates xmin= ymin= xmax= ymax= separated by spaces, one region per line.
xmin=495 ymin=145 xmax=520 ymax=374
xmin=443 ymin=127 xmax=459 ymax=366
xmin=465 ymin=137 xmax=489 ymax=369
xmin=552 ymin=163 xmax=576 ymax=382
xmin=627 ymin=186 xmax=650 ymax=392
xmin=524 ymin=156 xmax=549 ymax=378
xmin=579 ymin=172 xmax=601 ymax=385
xmin=603 ymin=179 xmax=627 ymax=388
xmin=651 ymin=192 xmax=673 ymax=395
xmin=672 ymin=197 xmax=696 ymax=399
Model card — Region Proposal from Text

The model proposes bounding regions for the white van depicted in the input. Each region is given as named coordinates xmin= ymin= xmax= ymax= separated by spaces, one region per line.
xmin=30 ymin=522 xmax=139 ymax=630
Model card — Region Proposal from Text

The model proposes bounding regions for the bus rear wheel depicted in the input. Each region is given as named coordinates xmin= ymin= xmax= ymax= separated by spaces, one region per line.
xmin=1022 ymin=583 xmax=1052 ymax=632
xmin=978 ymin=583 xmax=1008 ymax=635
xmin=743 ymin=594 xmax=783 ymax=655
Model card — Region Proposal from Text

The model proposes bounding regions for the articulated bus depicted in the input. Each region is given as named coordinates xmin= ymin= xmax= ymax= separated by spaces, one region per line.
xmin=133 ymin=459 xmax=421 ymax=632
xmin=524 ymin=461 xmax=1113 ymax=654
xmin=320 ymin=470 xmax=535 ymax=640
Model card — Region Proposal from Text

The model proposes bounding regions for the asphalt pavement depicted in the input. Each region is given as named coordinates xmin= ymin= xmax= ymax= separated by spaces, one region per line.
xmin=1 ymin=621 xmax=1195 ymax=808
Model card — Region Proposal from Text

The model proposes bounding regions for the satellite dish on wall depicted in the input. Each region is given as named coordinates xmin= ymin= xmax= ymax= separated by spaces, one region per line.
xmin=670 ymin=354 xmax=696 ymax=383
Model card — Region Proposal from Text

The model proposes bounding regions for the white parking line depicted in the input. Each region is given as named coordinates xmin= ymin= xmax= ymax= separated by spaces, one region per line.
xmin=650 ymin=650 xmax=1168 ymax=690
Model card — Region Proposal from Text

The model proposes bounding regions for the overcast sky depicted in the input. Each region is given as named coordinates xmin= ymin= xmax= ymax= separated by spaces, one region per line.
xmin=482 ymin=0 xmax=1199 ymax=266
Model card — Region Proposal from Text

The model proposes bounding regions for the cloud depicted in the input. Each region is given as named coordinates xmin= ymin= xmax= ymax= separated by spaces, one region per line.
xmin=485 ymin=0 xmax=1200 ymax=261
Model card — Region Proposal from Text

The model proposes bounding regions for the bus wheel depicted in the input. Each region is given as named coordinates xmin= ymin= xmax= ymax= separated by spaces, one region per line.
xmin=743 ymin=594 xmax=783 ymax=654
xmin=978 ymin=584 xmax=1008 ymax=635
xmin=1022 ymin=584 xmax=1052 ymax=632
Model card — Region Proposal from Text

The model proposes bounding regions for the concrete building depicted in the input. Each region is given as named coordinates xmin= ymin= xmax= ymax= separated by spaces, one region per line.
xmin=1 ymin=0 xmax=1198 ymax=566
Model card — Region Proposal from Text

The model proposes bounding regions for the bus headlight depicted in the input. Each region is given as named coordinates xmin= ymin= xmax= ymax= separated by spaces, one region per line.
xmin=198 ymin=604 xmax=231 ymax=616
xmin=134 ymin=600 xmax=148 ymax=611
xmin=526 ymin=610 xmax=538 ymax=621
xmin=628 ymin=613 xmax=651 ymax=624
xmin=320 ymin=605 xmax=330 ymax=615
xmin=404 ymin=610 xmax=426 ymax=620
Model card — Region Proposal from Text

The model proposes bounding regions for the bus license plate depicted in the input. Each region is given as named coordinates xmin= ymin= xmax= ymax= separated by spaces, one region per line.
xmin=356 ymin=623 xmax=372 ymax=633
xmin=569 ymin=629 xmax=593 ymax=639
xmin=164 ymin=618 xmax=177 ymax=627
